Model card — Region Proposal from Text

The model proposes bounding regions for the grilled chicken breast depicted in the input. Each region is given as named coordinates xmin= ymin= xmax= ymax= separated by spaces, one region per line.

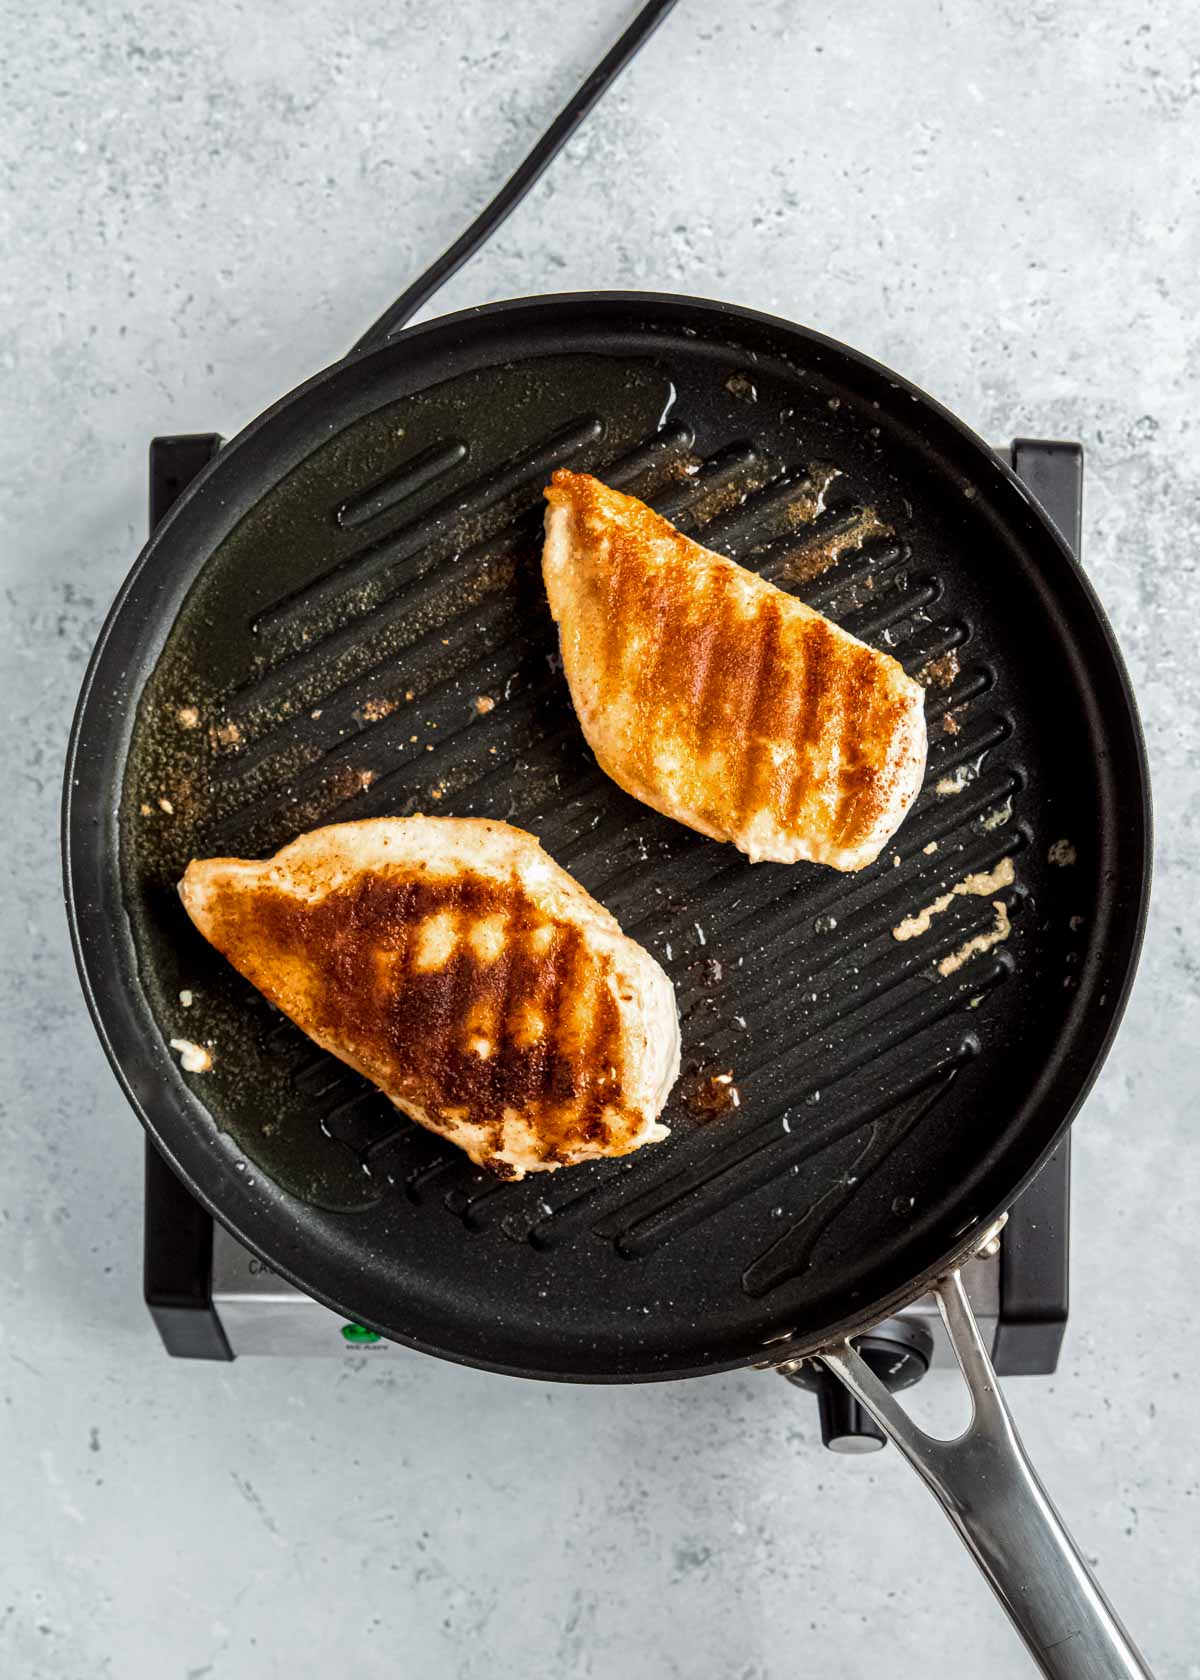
xmin=179 ymin=817 xmax=679 ymax=1179
xmin=543 ymin=471 xmax=927 ymax=870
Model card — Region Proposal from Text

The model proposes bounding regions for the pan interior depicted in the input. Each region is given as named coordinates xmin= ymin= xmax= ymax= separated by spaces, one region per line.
xmin=110 ymin=299 xmax=1143 ymax=1378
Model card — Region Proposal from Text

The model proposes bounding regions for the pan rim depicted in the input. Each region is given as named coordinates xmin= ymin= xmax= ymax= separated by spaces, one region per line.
xmin=63 ymin=290 xmax=1152 ymax=1380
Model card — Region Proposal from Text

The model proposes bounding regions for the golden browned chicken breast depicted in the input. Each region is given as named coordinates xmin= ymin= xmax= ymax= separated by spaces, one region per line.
xmin=543 ymin=471 xmax=927 ymax=870
xmin=179 ymin=817 xmax=679 ymax=1179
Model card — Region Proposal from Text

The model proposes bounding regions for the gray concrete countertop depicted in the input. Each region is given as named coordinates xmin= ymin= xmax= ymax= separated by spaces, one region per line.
xmin=2 ymin=2 xmax=1198 ymax=1675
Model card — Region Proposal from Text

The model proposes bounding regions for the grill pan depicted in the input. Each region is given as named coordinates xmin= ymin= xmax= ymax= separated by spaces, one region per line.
xmin=66 ymin=292 xmax=1148 ymax=1382
xmin=62 ymin=7 xmax=1153 ymax=1673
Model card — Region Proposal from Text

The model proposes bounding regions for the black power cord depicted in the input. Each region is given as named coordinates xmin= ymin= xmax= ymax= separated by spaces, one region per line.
xmin=351 ymin=0 xmax=679 ymax=354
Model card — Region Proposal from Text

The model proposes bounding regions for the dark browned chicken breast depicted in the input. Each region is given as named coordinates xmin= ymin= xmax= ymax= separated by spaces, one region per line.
xmin=179 ymin=817 xmax=679 ymax=1178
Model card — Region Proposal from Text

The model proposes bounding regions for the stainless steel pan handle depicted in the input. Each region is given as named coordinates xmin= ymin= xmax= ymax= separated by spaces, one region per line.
xmin=818 ymin=1267 xmax=1153 ymax=1679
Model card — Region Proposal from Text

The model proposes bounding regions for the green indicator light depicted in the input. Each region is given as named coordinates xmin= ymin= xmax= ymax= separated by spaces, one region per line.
xmin=341 ymin=1322 xmax=381 ymax=1344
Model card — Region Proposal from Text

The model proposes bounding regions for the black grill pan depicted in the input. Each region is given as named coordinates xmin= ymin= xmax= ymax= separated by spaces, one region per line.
xmin=64 ymin=292 xmax=1149 ymax=1382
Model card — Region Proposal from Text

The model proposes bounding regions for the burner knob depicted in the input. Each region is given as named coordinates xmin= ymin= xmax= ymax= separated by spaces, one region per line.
xmin=778 ymin=1317 xmax=934 ymax=1454
xmin=810 ymin=1378 xmax=888 ymax=1454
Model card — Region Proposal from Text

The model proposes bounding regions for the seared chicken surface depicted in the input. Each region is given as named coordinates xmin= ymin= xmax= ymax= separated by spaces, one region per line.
xmin=543 ymin=471 xmax=927 ymax=870
xmin=179 ymin=817 xmax=679 ymax=1178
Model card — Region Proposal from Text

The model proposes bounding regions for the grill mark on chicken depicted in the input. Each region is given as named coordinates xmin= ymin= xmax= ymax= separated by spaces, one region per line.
xmin=833 ymin=645 xmax=886 ymax=840
xmin=688 ymin=576 xmax=728 ymax=746
xmin=560 ymin=931 xmax=610 ymax=1151
xmin=731 ymin=593 xmax=775 ymax=817
xmin=787 ymin=617 xmax=835 ymax=830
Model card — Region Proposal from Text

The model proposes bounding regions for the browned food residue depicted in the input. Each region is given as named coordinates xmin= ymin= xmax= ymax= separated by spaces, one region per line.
xmin=892 ymin=857 xmax=1015 ymax=942
xmin=474 ymin=695 xmax=496 ymax=715
xmin=668 ymin=451 xmax=703 ymax=482
xmin=783 ymin=463 xmax=841 ymax=528
xmin=170 ymin=1037 xmax=213 ymax=1073
xmin=938 ymin=901 xmax=1011 ymax=976
xmin=684 ymin=1069 xmax=740 ymax=1117
xmin=779 ymin=506 xmax=891 ymax=586
xmin=359 ymin=697 xmax=397 ymax=723
xmin=918 ymin=650 xmax=961 ymax=690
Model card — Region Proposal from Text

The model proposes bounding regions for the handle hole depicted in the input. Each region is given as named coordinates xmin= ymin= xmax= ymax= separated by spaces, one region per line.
xmin=889 ymin=1360 xmax=975 ymax=1442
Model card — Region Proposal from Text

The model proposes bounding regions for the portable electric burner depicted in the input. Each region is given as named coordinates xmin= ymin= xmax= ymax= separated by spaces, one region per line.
xmin=142 ymin=431 xmax=1075 ymax=1458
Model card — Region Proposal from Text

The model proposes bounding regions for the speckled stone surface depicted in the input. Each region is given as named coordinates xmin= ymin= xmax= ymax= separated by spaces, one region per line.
xmin=2 ymin=2 xmax=1199 ymax=1675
